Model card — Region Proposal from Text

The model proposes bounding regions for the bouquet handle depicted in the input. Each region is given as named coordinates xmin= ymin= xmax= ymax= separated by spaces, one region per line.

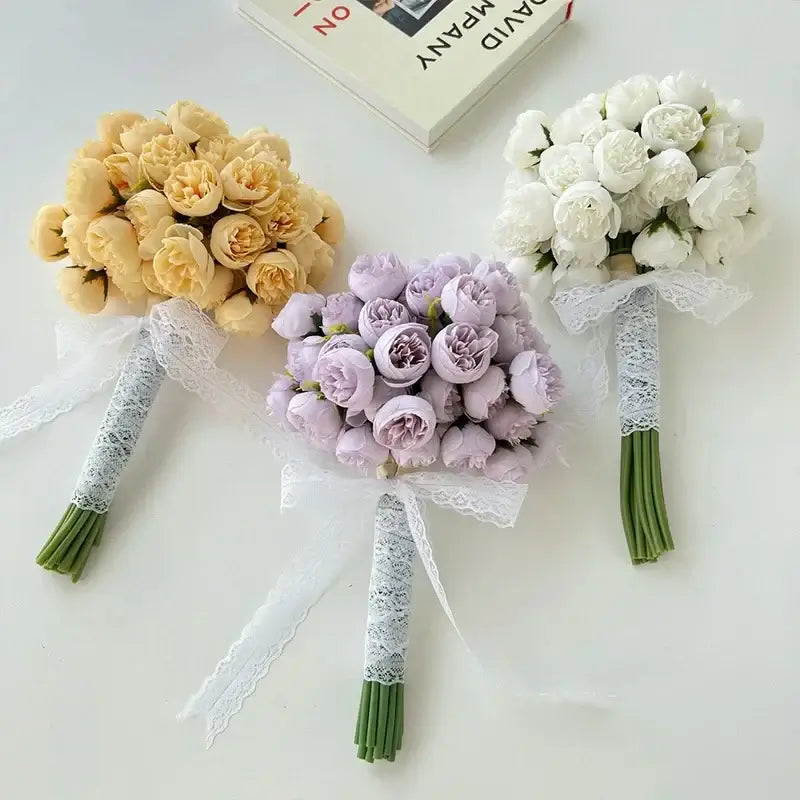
xmin=355 ymin=492 xmax=415 ymax=762
xmin=615 ymin=284 xmax=674 ymax=563
xmin=36 ymin=326 xmax=165 ymax=581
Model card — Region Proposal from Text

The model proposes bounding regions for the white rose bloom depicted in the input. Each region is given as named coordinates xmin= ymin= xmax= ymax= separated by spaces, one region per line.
xmin=552 ymin=232 xmax=609 ymax=271
xmin=614 ymin=190 xmax=659 ymax=234
xmin=503 ymin=110 xmax=552 ymax=169
xmin=678 ymin=247 xmax=707 ymax=274
xmin=605 ymin=74 xmax=660 ymax=128
xmin=554 ymin=262 xmax=611 ymax=290
xmin=731 ymin=160 xmax=757 ymax=215
xmin=687 ymin=165 xmax=748 ymax=229
xmin=632 ymin=219 xmax=693 ymax=269
xmin=640 ymin=103 xmax=705 ymax=153
xmin=713 ymin=99 xmax=764 ymax=152
xmin=690 ymin=123 xmax=746 ymax=176
xmin=657 ymin=73 xmax=714 ymax=112
xmin=553 ymin=181 xmax=620 ymax=243
xmin=507 ymin=255 xmax=554 ymax=303
xmin=580 ymin=119 xmax=626 ymax=150
xmin=494 ymin=182 xmax=557 ymax=254
xmin=580 ymin=92 xmax=606 ymax=114
xmin=666 ymin=199 xmax=694 ymax=230
xmin=503 ymin=168 xmax=540 ymax=197
xmin=549 ymin=102 xmax=602 ymax=145
xmin=695 ymin=216 xmax=745 ymax=266
xmin=740 ymin=203 xmax=770 ymax=253
xmin=539 ymin=143 xmax=597 ymax=195
xmin=637 ymin=149 xmax=697 ymax=207
xmin=593 ymin=129 xmax=649 ymax=193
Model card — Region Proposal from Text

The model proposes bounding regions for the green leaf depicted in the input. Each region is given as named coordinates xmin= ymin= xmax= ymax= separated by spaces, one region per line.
xmin=534 ymin=251 xmax=556 ymax=272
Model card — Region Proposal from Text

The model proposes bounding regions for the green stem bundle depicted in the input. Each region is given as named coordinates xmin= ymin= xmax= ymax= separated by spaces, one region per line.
xmin=36 ymin=504 xmax=107 ymax=582
xmin=620 ymin=429 xmax=674 ymax=564
xmin=355 ymin=681 xmax=404 ymax=762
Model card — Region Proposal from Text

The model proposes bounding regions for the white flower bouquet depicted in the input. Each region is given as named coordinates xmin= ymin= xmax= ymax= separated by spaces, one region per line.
xmin=19 ymin=101 xmax=344 ymax=581
xmin=496 ymin=73 xmax=766 ymax=563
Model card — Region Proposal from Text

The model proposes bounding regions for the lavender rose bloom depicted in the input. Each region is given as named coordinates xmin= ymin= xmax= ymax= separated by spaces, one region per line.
xmin=266 ymin=374 xmax=296 ymax=427
xmin=509 ymin=350 xmax=564 ymax=415
xmin=440 ymin=274 xmax=497 ymax=327
xmin=441 ymin=423 xmax=496 ymax=470
xmin=317 ymin=333 xmax=369 ymax=360
xmin=286 ymin=392 xmax=342 ymax=452
xmin=462 ymin=365 xmax=508 ymax=421
xmin=485 ymin=400 xmax=538 ymax=444
xmin=483 ymin=445 xmax=535 ymax=483
xmin=287 ymin=335 xmax=324 ymax=383
xmin=315 ymin=348 xmax=375 ymax=411
xmin=471 ymin=259 xmax=521 ymax=315
xmin=348 ymin=252 xmax=407 ymax=302
xmin=431 ymin=252 xmax=476 ymax=275
xmin=373 ymin=395 xmax=437 ymax=452
xmin=336 ymin=425 xmax=390 ymax=470
xmin=492 ymin=316 xmax=549 ymax=363
xmin=271 ymin=292 xmax=324 ymax=339
xmin=393 ymin=432 xmax=441 ymax=468
xmin=321 ymin=291 xmax=363 ymax=335
xmin=528 ymin=421 xmax=560 ymax=470
xmin=418 ymin=371 xmax=462 ymax=423
xmin=431 ymin=323 xmax=499 ymax=384
xmin=404 ymin=267 xmax=452 ymax=315
xmin=364 ymin=377 xmax=408 ymax=422
xmin=373 ymin=323 xmax=431 ymax=388
xmin=345 ymin=407 xmax=367 ymax=428
xmin=358 ymin=298 xmax=411 ymax=347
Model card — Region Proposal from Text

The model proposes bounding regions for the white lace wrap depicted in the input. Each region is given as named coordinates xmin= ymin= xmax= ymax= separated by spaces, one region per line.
xmin=550 ymin=269 xmax=751 ymax=430
xmin=179 ymin=462 xmax=526 ymax=747
xmin=72 ymin=328 xmax=165 ymax=513
xmin=365 ymin=494 xmax=415 ymax=685
xmin=614 ymin=286 xmax=660 ymax=434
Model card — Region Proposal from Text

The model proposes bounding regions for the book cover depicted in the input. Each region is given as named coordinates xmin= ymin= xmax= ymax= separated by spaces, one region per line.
xmin=239 ymin=0 xmax=573 ymax=150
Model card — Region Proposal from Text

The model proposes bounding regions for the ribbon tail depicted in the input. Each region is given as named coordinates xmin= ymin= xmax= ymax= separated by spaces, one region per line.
xmin=0 ymin=327 xmax=138 ymax=443
xmin=398 ymin=487 xmax=464 ymax=641
xmin=178 ymin=513 xmax=365 ymax=747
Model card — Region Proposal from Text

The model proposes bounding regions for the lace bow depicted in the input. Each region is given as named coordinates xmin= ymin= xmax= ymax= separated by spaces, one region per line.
xmin=179 ymin=461 xmax=526 ymax=747
xmin=0 ymin=298 xmax=231 ymax=445
xmin=550 ymin=269 xmax=751 ymax=423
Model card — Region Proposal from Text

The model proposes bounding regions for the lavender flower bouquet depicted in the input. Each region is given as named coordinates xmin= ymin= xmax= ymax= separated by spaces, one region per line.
xmin=267 ymin=252 xmax=563 ymax=762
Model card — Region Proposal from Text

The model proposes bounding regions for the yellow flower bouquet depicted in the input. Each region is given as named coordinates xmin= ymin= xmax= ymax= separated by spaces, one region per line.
xmin=22 ymin=100 xmax=343 ymax=581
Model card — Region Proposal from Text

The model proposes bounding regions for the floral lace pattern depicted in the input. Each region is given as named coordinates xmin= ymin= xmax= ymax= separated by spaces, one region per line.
xmin=72 ymin=328 xmax=165 ymax=512
xmin=550 ymin=269 xmax=751 ymax=431
xmin=364 ymin=494 xmax=415 ymax=684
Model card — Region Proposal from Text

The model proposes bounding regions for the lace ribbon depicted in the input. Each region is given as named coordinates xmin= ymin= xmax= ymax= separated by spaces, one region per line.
xmin=72 ymin=328 xmax=166 ymax=512
xmin=179 ymin=462 xmax=526 ymax=747
xmin=550 ymin=269 xmax=750 ymax=430
xmin=366 ymin=494 xmax=415 ymax=685
xmin=0 ymin=315 xmax=144 ymax=443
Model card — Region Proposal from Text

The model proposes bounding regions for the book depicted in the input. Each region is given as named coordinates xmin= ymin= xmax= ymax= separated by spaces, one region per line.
xmin=239 ymin=0 xmax=573 ymax=150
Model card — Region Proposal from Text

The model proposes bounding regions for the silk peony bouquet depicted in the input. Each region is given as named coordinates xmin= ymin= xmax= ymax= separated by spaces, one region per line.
xmin=181 ymin=253 xmax=564 ymax=759
xmin=496 ymin=73 xmax=764 ymax=564
xmin=23 ymin=101 xmax=343 ymax=581
xmin=272 ymin=252 xmax=563 ymax=762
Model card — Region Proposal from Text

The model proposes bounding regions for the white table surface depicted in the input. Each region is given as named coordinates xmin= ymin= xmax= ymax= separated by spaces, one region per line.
xmin=2 ymin=0 xmax=799 ymax=797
